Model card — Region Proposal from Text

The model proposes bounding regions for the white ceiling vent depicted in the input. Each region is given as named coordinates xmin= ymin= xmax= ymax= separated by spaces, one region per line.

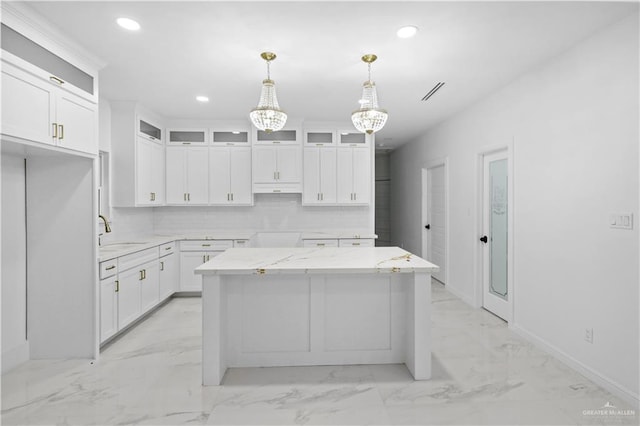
xmin=421 ymin=82 xmax=445 ymax=101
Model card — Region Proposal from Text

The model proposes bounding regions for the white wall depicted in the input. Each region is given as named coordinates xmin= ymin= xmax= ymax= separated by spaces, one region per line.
xmin=391 ymin=15 xmax=639 ymax=403
xmin=1 ymin=154 xmax=29 ymax=371
xmin=154 ymin=194 xmax=372 ymax=235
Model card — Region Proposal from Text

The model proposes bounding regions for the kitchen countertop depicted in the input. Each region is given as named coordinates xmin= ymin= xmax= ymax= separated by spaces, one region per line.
xmin=98 ymin=231 xmax=378 ymax=262
xmin=195 ymin=247 xmax=438 ymax=275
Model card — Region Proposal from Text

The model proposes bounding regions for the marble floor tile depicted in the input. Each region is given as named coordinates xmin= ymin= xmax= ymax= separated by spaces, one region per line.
xmin=2 ymin=280 xmax=636 ymax=425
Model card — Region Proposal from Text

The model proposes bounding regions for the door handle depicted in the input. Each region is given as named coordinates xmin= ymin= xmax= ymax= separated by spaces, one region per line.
xmin=480 ymin=235 xmax=488 ymax=243
xmin=425 ymin=224 xmax=430 ymax=230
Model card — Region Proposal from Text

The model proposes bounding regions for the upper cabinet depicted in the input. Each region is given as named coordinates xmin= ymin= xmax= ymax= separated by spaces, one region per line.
xmin=166 ymin=146 xmax=209 ymax=205
xmin=0 ymin=22 xmax=98 ymax=155
xmin=167 ymin=128 xmax=207 ymax=146
xmin=304 ymin=129 xmax=336 ymax=147
xmin=336 ymin=147 xmax=371 ymax=205
xmin=212 ymin=129 xmax=250 ymax=146
xmin=252 ymin=125 xmax=300 ymax=146
xmin=338 ymin=131 xmax=370 ymax=148
xmin=111 ymin=102 xmax=166 ymax=207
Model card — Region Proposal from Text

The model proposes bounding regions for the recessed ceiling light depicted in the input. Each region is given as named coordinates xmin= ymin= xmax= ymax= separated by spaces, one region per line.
xmin=196 ymin=95 xmax=209 ymax=103
xmin=397 ymin=25 xmax=418 ymax=39
xmin=117 ymin=17 xmax=140 ymax=31
xmin=232 ymin=131 xmax=240 ymax=134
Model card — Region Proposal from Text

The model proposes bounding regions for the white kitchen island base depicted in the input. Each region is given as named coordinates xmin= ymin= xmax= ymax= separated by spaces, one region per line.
xmin=197 ymin=247 xmax=438 ymax=385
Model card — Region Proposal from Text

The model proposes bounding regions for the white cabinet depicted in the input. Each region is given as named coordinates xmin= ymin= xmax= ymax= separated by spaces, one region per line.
xmin=117 ymin=266 xmax=143 ymax=330
xmin=136 ymin=137 xmax=165 ymax=205
xmin=179 ymin=240 xmax=233 ymax=292
xmin=111 ymin=102 xmax=166 ymax=207
xmin=302 ymin=239 xmax=339 ymax=248
xmin=159 ymin=250 xmax=178 ymax=300
xmin=1 ymin=60 xmax=97 ymax=155
xmin=338 ymin=238 xmax=375 ymax=247
xmin=139 ymin=260 xmax=160 ymax=314
xmin=99 ymin=276 xmax=118 ymax=343
xmin=304 ymin=130 xmax=336 ymax=146
xmin=252 ymin=145 xmax=302 ymax=193
xmin=212 ymin=130 xmax=250 ymax=146
xmin=253 ymin=128 xmax=299 ymax=145
xmin=166 ymin=146 xmax=209 ymax=205
xmin=168 ymin=128 xmax=207 ymax=146
xmin=338 ymin=131 xmax=370 ymax=147
xmin=303 ymin=147 xmax=337 ymax=205
xmin=337 ymin=147 xmax=371 ymax=205
xmin=209 ymin=147 xmax=253 ymax=205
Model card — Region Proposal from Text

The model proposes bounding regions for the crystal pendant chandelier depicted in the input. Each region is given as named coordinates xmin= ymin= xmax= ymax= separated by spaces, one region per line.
xmin=249 ymin=52 xmax=287 ymax=133
xmin=351 ymin=54 xmax=388 ymax=135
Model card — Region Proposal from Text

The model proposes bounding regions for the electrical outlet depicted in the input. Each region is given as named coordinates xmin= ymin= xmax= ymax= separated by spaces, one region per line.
xmin=584 ymin=328 xmax=593 ymax=344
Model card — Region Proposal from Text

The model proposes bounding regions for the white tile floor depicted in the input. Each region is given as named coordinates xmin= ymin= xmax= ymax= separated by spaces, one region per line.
xmin=2 ymin=281 xmax=637 ymax=425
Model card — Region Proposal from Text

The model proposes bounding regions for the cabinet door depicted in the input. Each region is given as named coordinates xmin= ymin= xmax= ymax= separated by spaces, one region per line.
xmin=252 ymin=146 xmax=278 ymax=183
xmin=118 ymin=267 xmax=142 ymax=330
xmin=179 ymin=252 xmax=207 ymax=292
xmin=336 ymin=148 xmax=354 ymax=204
xmin=150 ymin=142 xmax=165 ymax=204
xmin=276 ymin=146 xmax=301 ymax=183
xmin=56 ymin=91 xmax=97 ymax=155
xmin=136 ymin=138 xmax=154 ymax=205
xmin=159 ymin=253 xmax=178 ymax=300
xmin=351 ymin=148 xmax=371 ymax=204
xmin=140 ymin=260 xmax=160 ymax=314
xmin=186 ymin=147 xmax=209 ymax=204
xmin=209 ymin=147 xmax=231 ymax=204
xmin=319 ymin=148 xmax=337 ymax=203
xmin=1 ymin=63 xmax=55 ymax=145
xmin=100 ymin=276 xmax=118 ymax=343
xmin=303 ymin=148 xmax=321 ymax=204
xmin=166 ymin=147 xmax=187 ymax=204
xmin=229 ymin=147 xmax=252 ymax=204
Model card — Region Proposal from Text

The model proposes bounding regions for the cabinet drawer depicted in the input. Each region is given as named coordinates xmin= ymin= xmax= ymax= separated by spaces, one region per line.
xmin=159 ymin=241 xmax=176 ymax=257
xmin=302 ymin=239 xmax=339 ymax=248
xmin=180 ymin=240 xmax=233 ymax=251
xmin=99 ymin=259 xmax=118 ymax=279
xmin=338 ymin=238 xmax=375 ymax=247
xmin=118 ymin=247 xmax=159 ymax=272
xmin=234 ymin=239 xmax=250 ymax=248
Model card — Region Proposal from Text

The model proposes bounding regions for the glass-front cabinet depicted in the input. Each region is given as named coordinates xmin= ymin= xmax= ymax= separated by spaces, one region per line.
xmin=338 ymin=130 xmax=369 ymax=147
xmin=138 ymin=116 xmax=162 ymax=142
xmin=167 ymin=129 xmax=207 ymax=145
xmin=304 ymin=129 xmax=336 ymax=146
xmin=212 ymin=130 xmax=250 ymax=146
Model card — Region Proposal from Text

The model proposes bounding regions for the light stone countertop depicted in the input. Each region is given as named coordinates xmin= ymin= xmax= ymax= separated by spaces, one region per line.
xmin=98 ymin=231 xmax=378 ymax=262
xmin=195 ymin=247 xmax=438 ymax=275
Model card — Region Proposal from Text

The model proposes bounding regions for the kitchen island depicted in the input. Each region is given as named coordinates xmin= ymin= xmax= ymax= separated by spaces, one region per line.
xmin=195 ymin=247 xmax=439 ymax=385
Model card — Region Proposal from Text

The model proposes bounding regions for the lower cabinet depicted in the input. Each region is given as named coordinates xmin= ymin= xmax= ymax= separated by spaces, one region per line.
xmin=117 ymin=266 xmax=144 ymax=330
xmin=159 ymin=252 xmax=178 ymax=300
xmin=179 ymin=240 xmax=233 ymax=292
xmin=99 ymin=276 xmax=118 ymax=343
xmin=139 ymin=260 xmax=160 ymax=314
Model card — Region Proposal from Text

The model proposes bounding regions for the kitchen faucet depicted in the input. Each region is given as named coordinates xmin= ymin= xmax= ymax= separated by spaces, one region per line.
xmin=98 ymin=214 xmax=112 ymax=234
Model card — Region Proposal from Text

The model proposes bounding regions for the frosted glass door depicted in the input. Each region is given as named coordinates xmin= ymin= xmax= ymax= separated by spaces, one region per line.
xmin=489 ymin=159 xmax=508 ymax=300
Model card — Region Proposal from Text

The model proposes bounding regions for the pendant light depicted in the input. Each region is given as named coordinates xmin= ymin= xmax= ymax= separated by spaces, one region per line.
xmin=249 ymin=52 xmax=287 ymax=133
xmin=351 ymin=54 xmax=388 ymax=135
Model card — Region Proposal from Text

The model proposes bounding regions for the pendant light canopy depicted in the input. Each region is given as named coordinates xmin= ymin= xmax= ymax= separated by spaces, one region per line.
xmin=249 ymin=52 xmax=287 ymax=133
xmin=351 ymin=54 xmax=388 ymax=135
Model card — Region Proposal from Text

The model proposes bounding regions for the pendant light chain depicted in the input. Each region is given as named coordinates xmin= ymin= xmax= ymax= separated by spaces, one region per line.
xmin=266 ymin=59 xmax=271 ymax=80
xmin=368 ymin=62 xmax=372 ymax=83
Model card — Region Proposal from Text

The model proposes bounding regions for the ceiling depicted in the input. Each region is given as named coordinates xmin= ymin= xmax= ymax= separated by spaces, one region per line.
xmin=23 ymin=1 xmax=636 ymax=149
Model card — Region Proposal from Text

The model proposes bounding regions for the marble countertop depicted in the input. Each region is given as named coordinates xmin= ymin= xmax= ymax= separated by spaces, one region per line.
xmin=195 ymin=247 xmax=439 ymax=275
xmin=98 ymin=231 xmax=378 ymax=262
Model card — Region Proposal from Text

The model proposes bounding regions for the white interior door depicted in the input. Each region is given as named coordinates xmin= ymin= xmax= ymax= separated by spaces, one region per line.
xmin=481 ymin=150 xmax=510 ymax=321
xmin=425 ymin=165 xmax=446 ymax=283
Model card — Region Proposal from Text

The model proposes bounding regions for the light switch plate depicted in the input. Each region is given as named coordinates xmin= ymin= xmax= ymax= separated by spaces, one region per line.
xmin=610 ymin=213 xmax=633 ymax=230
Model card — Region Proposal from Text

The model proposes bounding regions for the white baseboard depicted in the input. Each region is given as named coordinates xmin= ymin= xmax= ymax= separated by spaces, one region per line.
xmin=2 ymin=341 xmax=29 ymax=374
xmin=511 ymin=324 xmax=639 ymax=409
xmin=444 ymin=283 xmax=475 ymax=306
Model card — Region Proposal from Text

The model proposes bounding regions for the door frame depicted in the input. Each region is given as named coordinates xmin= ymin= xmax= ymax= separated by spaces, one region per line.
xmin=474 ymin=142 xmax=515 ymax=322
xmin=421 ymin=157 xmax=449 ymax=285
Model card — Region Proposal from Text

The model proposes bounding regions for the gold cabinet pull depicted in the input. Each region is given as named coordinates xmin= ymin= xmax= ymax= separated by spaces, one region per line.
xmin=52 ymin=123 xmax=58 ymax=139
xmin=165 ymin=246 xmax=172 ymax=251
xmin=49 ymin=76 xmax=64 ymax=85
xmin=231 ymin=193 xmax=234 ymax=201
xmin=139 ymin=270 xmax=144 ymax=280
xmin=105 ymin=265 xmax=116 ymax=271
xmin=58 ymin=124 xmax=64 ymax=140
xmin=201 ymin=243 xmax=211 ymax=247
xmin=352 ymin=242 xmax=361 ymax=246
xmin=115 ymin=280 xmax=119 ymax=293
xmin=160 ymin=261 xmax=164 ymax=271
